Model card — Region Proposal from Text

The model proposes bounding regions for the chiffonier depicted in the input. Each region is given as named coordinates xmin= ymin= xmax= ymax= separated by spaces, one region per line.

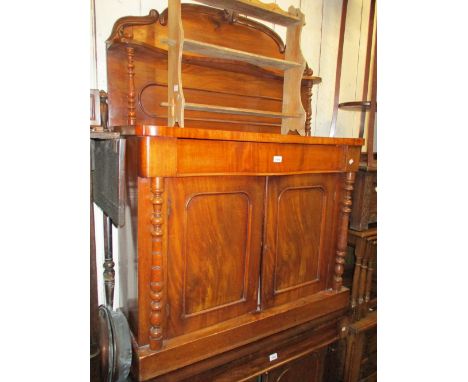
xmin=105 ymin=2 xmax=364 ymax=381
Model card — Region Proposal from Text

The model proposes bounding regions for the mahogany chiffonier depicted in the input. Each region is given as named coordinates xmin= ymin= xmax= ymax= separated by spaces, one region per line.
xmin=105 ymin=3 xmax=364 ymax=381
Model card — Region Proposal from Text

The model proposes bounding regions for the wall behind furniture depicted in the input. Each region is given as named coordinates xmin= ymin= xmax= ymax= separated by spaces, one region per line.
xmin=90 ymin=0 xmax=376 ymax=307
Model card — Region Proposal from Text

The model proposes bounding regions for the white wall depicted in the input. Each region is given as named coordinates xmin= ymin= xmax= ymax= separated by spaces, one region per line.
xmin=90 ymin=0 xmax=376 ymax=307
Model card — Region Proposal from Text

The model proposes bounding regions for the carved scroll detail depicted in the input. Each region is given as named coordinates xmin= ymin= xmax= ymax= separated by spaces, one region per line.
xmin=333 ymin=172 xmax=356 ymax=291
xmin=106 ymin=9 xmax=159 ymax=42
xmin=126 ymin=47 xmax=136 ymax=126
xmin=149 ymin=177 xmax=165 ymax=350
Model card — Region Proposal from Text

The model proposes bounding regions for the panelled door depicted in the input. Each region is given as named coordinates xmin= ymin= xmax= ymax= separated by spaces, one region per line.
xmin=261 ymin=173 xmax=340 ymax=309
xmin=166 ymin=176 xmax=265 ymax=337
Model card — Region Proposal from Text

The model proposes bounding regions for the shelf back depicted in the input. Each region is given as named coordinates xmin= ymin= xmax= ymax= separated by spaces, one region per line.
xmin=106 ymin=4 xmax=314 ymax=134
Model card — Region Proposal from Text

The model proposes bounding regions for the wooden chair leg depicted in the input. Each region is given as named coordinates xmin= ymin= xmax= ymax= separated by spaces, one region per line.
xmin=364 ymin=239 xmax=377 ymax=314
xmin=350 ymin=238 xmax=365 ymax=320
xmin=356 ymin=241 xmax=371 ymax=321
xmin=343 ymin=330 xmax=365 ymax=382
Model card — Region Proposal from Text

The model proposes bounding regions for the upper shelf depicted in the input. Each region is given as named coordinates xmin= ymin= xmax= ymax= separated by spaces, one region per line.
xmin=161 ymin=101 xmax=300 ymax=119
xmin=193 ymin=0 xmax=302 ymax=26
xmin=161 ymin=38 xmax=301 ymax=70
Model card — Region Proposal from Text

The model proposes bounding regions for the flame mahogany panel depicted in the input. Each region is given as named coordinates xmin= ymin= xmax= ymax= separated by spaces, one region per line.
xmin=262 ymin=173 xmax=341 ymax=309
xmin=165 ymin=176 xmax=265 ymax=337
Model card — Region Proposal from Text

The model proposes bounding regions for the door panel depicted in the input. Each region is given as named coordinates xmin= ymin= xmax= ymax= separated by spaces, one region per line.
xmin=166 ymin=176 xmax=265 ymax=337
xmin=262 ymin=174 xmax=340 ymax=308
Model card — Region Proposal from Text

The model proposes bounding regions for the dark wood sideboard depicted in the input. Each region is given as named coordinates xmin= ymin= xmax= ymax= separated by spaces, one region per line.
xmin=104 ymin=3 xmax=364 ymax=381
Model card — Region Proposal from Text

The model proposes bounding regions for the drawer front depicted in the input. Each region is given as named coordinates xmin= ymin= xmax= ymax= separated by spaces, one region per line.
xmin=166 ymin=176 xmax=265 ymax=337
xmin=263 ymin=350 xmax=326 ymax=382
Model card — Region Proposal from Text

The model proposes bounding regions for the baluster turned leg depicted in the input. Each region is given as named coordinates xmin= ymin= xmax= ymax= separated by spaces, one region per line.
xmin=364 ymin=239 xmax=377 ymax=314
xmin=149 ymin=177 xmax=165 ymax=350
xmin=103 ymin=214 xmax=115 ymax=309
xmin=333 ymin=172 xmax=356 ymax=291
xmin=356 ymin=244 xmax=370 ymax=321
xmin=350 ymin=238 xmax=365 ymax=320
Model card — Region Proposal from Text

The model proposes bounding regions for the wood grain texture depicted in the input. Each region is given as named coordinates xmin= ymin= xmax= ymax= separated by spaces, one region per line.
xmin=104 ymin=4 xmax=365 ymax=381
xmin=263 ymin=349 xmax=326 ymax=382
xmin=349 ymin=168 xmax=377 ymax=231
xmin=148 ymin=177 xmax=166 ymax=350
xmin=146 ymin=312 xmax=343 ymax=382
xmin=262 ymin=174 xmax=340 ymax=309
xmin=347 ymin=228 xmax=377 ymax=321
xmin=126 ymin=47 xmax=136 ymax=125
xmin=137 ymin=290 xmax=349 ymax=380
xmin=343 ymin=311 xmax=377 ymax=382
xmin=165 ymin=176 xmax=264 ymax=337
xmin=193 ymin=0 xmax=302 ymax=26
xmin=134 ymin=124 xmax=364 ymax=146
xmin=165 ymin=38 xmax=301 ymax=70
xmin=136 ymin=134 xmax=360 ymax=178
xmin=333 ymin=171 xmax=355 ymax=291
xmin=106 ymin=3 xmax=319 ymax=134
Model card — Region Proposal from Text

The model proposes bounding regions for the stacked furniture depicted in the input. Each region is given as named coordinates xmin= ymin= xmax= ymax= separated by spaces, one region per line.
xmin=105 ymin=2 xmax=363 ymax=381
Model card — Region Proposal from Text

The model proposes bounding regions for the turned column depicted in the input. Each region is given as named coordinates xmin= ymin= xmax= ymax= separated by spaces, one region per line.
xmin=301 ymin=64 xmax=314 ymax=136
xmin=333 ymin=172 xmax=356 ymax=291
xmin=126 ymin=46 xmax=136 ymax=126
xmin=149 ymin=177 xmax=165 ymax=350
xmin=363 ymin=239 xmax=377 ymax=315
xmin=350 ymin=238 xmax=365 ymax=316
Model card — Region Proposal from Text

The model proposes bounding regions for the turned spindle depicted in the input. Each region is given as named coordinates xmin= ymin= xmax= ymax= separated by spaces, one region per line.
xmin=126 ymin=47 xmax=136 ymax=126
xmin=333 ymin=172 xmax=355 ymax=291
xmin=149 ymin=177 xmax=165 ymax=350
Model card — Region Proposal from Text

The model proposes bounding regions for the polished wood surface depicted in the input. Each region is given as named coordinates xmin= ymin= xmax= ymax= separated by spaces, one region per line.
xmin=136 ymin=291 xmax=348 ymax=380
xmin=261 ymin=173 xmax=340 ymax=309
xmin=106 ymin=4 xmax=320 ymax=134
xmin=145 ymin=311 xmax=344 ymax=381
xmin=166 ymin=176 xmax=264 ymax=337
xmin=106 ymin=3 xmax=364 ymax=381
xmin=131 ymin=124 xmax=363 ymax=146
xmin=167 ymin=0 xmax=306 ymax=134
xmin=118 ymin=131 xmax=361 ymax=380
xmin=263 ymin=350 xmax=326 ymax=382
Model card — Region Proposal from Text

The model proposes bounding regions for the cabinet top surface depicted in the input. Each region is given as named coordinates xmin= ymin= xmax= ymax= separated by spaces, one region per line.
xmin=123 ymin=125 xmax=364 ymax=147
